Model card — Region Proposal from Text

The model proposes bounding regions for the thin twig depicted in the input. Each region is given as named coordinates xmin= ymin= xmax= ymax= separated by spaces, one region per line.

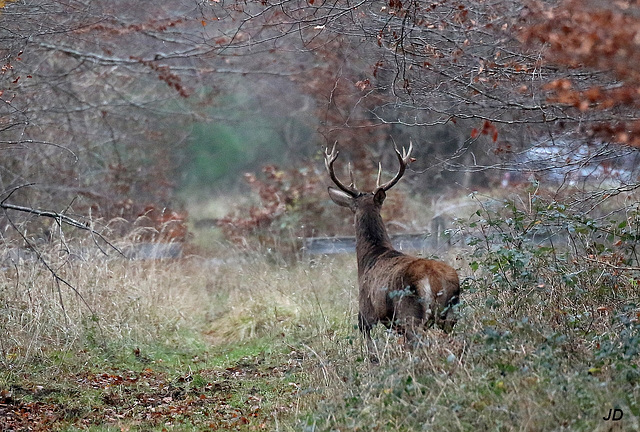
xmin=583 ymin=257 xmax=640 ymax=272
xmin=0 ymin=197 xmax=125 ymax=258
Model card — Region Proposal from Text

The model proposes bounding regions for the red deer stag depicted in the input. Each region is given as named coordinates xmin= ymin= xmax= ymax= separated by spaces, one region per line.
xmin=325 ymin=142 xmax=460 ymax=354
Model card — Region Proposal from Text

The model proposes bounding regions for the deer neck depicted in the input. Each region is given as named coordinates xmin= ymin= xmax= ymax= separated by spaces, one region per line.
xmin=354 ymin=209 xmax=393 ymax=273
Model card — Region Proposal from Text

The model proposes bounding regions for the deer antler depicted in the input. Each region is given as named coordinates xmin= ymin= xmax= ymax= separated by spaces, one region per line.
xmin=376 ymin=140 xmax=413 ymax=192
xmin=325 ymin=142 xmax=360 ymax=197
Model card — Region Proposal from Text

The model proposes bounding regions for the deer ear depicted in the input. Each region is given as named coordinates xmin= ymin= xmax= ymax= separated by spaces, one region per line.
xmin=373 ymin=188 xmax=386 ymax=205
xmin=328 ymin=187 xmax=355 ymax=210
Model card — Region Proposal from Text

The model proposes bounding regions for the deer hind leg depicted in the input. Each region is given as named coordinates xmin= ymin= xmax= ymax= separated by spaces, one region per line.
xmin=438 ymin=295 xmax=459 ymax=333
xmin=358 ymin=312 xmax=379 ymax=363
xmin=394 ymin=297 xmax=428 ymax=347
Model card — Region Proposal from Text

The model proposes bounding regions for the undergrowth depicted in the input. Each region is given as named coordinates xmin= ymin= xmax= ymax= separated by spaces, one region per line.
xmin=297 ymin=191 xmax=640 ymax=431
xmin=1 ymin=189 xmax=640 ymax=430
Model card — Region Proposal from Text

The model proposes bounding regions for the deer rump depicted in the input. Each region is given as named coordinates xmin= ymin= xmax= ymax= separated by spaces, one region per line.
xmin=358 ymin=252 xmax=460 ymax=338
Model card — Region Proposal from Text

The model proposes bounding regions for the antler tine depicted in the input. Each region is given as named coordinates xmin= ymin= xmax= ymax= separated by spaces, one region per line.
xmin=377 ymin=140 xmax=414 ymax=192
xmin=348 ymin=162 xmax=357 ymax=189
xmin=375 ymin=162 xmax=383 ymax=189
xmin=324 ymin=142 xmax=360 ymax=197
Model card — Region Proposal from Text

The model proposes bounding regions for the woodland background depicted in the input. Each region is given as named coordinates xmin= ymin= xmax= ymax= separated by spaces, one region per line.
xmin=2 ymin=0 xmax=639 ymax=244
xmin=2 ymin=1 xmax=640 ymax=431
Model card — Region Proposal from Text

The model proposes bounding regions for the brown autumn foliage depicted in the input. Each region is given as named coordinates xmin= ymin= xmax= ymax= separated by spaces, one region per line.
xmin=0 ymin=1 xmax=204 ymax=243
xmin=217 ymin=160 xmax=411 ymax=255
xmin=218 ymin=164 xmax=326 ymax=242
xmin=218 ymin=164 xmax=336 ymax=255
xmin=293 ymin=37 xmax=393 ymax=172
xmin=210 ymin=0 xmax=640 ymax=249
xmin=523 ymin=0 xmax=640 ymax=147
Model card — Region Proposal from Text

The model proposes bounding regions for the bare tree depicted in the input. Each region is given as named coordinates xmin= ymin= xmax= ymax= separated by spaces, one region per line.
xmin=215 ymin=0 xmax=639 ymax=193
xmin=2 ymin=0 xmax=639 ymax=247
xmin=0 ymin=1 xmax=243 ymax=236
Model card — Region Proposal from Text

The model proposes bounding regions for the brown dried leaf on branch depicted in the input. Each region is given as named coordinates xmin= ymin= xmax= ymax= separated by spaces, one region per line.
xmin=522 ymin=0 xmax=640 ymax=147
xmin=217 ymin=163 xmax=331 ymax=251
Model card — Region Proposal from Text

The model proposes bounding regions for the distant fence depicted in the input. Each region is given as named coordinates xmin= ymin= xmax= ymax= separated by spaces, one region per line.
xmin=0 ymin=227 xmax=572 ymax=269
xmin=302 ymin=233 xmax=442 ymax=255
xmin=0 ymin=242 xmax=183 ymax=269
xmin=302 ymin=225 xmax=571 ymax=256
xmin=0 ymin=235 xmax=438 ymax=268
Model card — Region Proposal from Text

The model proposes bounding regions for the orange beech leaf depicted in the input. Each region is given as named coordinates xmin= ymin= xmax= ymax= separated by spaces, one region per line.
xmin=585 ymin=86 xmax=602 ymax=102
xmin=355 ymin=79 xmax=370 ymax=91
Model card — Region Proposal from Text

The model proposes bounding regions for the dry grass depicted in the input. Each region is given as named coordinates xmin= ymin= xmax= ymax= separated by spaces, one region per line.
xmin=1 ymin=254 xmax=196 ymax=362
xmin=198 ymin=254 xmax=358 ymax=344
xmin=0 ymin=241 xmax=358 ymax=364
xmin=2 ymin=195 xmax=640 ymax=431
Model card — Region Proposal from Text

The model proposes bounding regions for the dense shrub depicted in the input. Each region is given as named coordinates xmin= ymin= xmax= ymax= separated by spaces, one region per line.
xmin=457 ymin=189 xmax=640 ymax=369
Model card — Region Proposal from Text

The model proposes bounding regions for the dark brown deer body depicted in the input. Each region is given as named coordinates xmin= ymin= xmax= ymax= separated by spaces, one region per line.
xmin=325 ymin=143 xmax=460 ymax=350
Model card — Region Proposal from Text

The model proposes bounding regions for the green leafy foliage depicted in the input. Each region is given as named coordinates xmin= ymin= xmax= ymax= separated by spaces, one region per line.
xmin=462 ymin=192 xmax=639 ymax=296
xmin=298 ymin=192 xmax=640 ymax=431
xmin=456 ymin=190 xmax=640 ymax=381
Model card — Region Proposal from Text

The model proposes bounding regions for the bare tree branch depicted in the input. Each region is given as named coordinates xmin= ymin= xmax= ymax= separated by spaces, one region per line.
xmin=1 ymin=185 xmax=125 ymax=258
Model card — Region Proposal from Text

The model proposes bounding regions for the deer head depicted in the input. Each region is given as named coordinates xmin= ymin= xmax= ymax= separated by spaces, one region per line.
xmin=324 ymin=140 xmax=413 ymax=213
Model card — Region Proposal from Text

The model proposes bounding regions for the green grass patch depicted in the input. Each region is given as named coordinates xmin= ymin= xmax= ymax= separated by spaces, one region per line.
xmin=1 ymin=335 xmax=306 ymax=431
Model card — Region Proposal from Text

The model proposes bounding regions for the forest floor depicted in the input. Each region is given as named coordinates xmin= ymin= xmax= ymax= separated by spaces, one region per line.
xmin=1 ymin=337 xmax=305 ymax=431
xmin=2 ymin=194 xmax=640 ymax=431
